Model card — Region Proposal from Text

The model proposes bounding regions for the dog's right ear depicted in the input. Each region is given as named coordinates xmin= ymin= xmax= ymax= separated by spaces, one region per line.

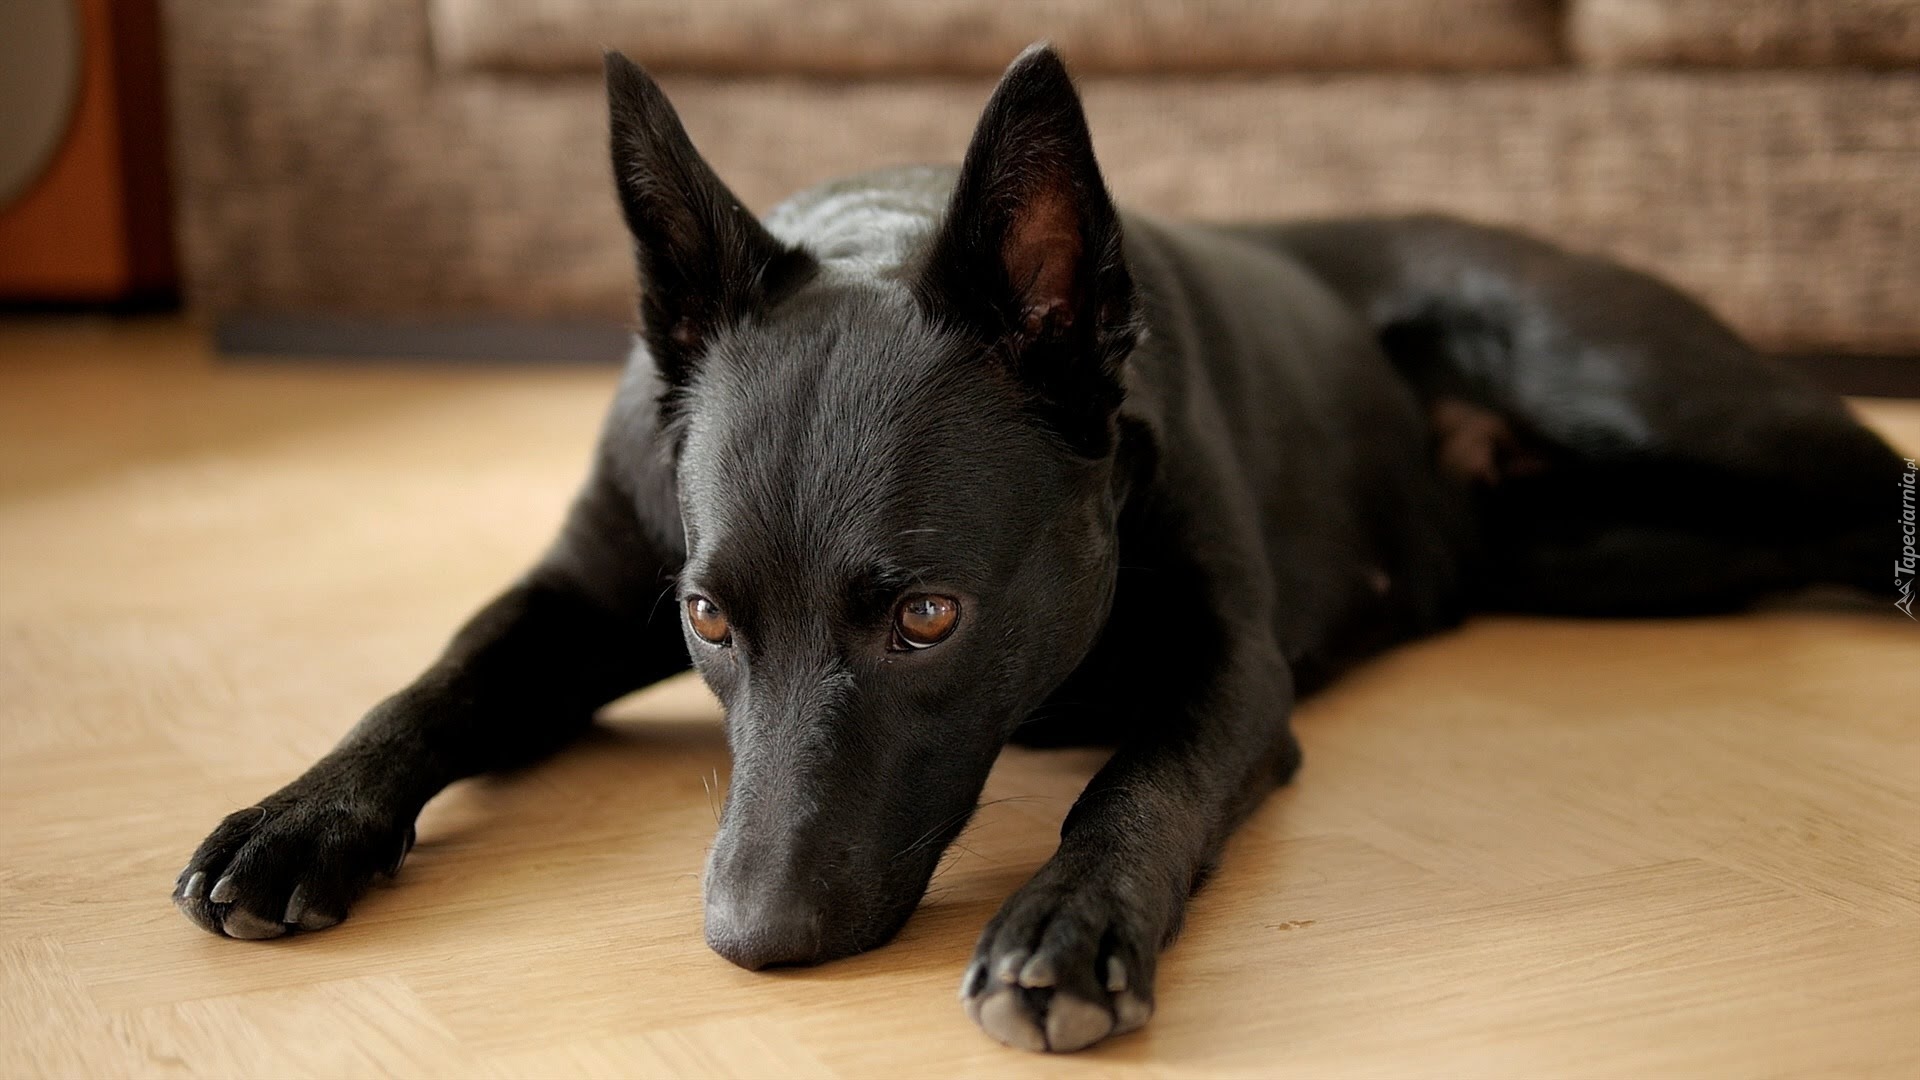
xmin=605 ymin=51 xmax=812 ymax=387
xmin=917 ymin=44 xmax=1138 ymax=456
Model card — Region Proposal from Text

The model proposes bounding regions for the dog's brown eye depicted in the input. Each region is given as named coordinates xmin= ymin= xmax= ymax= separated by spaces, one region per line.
xmin=686 ymin=596 xmax=731 ymax=645
xmin=894 ymin=594 xmax=959 ymax=649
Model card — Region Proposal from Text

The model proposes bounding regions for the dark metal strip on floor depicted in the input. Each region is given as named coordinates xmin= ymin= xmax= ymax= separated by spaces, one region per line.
xmin=214 ymin=313 xmax=635 ymax=365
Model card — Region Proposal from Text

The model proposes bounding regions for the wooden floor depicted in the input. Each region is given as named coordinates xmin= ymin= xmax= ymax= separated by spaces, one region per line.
xmin=3 ymin=318 xmax=1918 ymax=1078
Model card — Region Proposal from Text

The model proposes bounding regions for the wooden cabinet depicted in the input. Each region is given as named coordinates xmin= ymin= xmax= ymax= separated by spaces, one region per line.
xmin=0 ymin=0 xmax=175 ymax=304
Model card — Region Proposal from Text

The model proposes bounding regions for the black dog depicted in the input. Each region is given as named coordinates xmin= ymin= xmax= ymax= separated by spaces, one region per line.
xmin=174 ymin=44 xmax=1906 ymax=1052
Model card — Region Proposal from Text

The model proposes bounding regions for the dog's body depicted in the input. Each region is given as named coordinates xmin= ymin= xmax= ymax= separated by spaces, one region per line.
xmin=175 ymin=46 xmax=1906 ymax=1052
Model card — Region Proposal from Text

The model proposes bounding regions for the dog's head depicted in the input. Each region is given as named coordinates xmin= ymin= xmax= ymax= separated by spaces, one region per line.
xmin=605 ymin=45 xmax=1139 ymax=968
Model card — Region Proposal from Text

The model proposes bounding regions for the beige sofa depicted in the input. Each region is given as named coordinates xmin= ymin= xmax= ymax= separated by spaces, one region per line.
xmin=162 ymin=0 xmax=1920 ymax=354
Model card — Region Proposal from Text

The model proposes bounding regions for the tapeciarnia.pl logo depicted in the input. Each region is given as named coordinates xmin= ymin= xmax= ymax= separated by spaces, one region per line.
xmin=1898 ymin=457 xmax=1917 ymax=619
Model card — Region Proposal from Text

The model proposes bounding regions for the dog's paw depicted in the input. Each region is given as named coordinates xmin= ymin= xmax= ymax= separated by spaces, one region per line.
xmin=173 ymin=785 xmax=413 ymax=940
xmin=961 ymin=878 xmax=1156 ymax=1052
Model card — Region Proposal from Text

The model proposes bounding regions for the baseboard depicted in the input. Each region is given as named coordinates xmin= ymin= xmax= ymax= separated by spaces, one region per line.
xmin=1781 ymin=353 xmax=1920 ymax=399
xmin=214 ymin=313 xmax=633 ymax=364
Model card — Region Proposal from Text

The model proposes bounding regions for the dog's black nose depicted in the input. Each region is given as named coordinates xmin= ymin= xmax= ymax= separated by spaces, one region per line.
xmin=703 ymin=890 xmax=826 ymax=970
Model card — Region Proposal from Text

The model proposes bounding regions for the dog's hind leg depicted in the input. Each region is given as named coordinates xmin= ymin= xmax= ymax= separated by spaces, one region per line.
xmin=1262 ymin=214 xmax=1911 ymax=613
xmin=1471 ymin=510 xmax=1896 ymax=616
xmin=1465 ymin=438 xmax=1903 ymax=614
xmin=173 ymin=470 xmax=690 ymax=939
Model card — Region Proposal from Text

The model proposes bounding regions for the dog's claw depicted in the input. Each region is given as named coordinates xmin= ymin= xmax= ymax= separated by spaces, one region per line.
xmin=960 ymin=959 xmax=988 ymax=1002
xmin=179 ymin=870 xmax=208 ymax=902
xmin=207 ymin=874 xmax=238 ymax=904
xmin=1017 ymin=953 xmax=1057 ymax=988
xmin=1105 ymin=955 xmax=1127 ymax=993
xmin=283 ymin=883 xmax=309 ymax=924
xmin=993 ymin=949 xmax=1029 ymax=985
xmin=389 ymin=826 xmax=416 ymax=876
xmin=281 ymin=884 xmax=342 ymax=931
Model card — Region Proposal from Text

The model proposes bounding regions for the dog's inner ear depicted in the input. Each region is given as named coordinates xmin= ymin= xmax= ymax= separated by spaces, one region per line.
xmin=604 ymin=51 xmax=811 ymax=385
xmin=921 ymin=44 xmax=1136 ymax=367
xmin=1003 ymin=184 xmax=1084 ymax=338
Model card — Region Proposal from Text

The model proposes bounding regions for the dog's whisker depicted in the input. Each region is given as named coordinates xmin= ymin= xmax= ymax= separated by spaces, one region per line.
xmin=699 ymin=769 xmax=723 ymax=823
xmin=887 ymin=794 xmax=1034 ymax=864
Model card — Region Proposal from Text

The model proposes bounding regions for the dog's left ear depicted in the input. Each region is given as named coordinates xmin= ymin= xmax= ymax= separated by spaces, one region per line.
xmin=605 ymin=51 xmax=812 ymax=388
xmin=920 ymin=43 xmax=1139 ymax=447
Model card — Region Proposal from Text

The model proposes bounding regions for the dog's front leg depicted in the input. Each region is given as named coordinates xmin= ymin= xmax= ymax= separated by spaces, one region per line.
xmin=174 ymin=478 xmax=689 ymax=938
xmin=963 ymin=632 xmax=1300 ymax=1052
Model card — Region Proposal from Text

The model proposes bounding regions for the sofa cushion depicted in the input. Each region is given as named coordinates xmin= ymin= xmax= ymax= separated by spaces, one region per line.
xmin=427 ymin=0 xmax=1562 ymax=75
xmin=165 ymin=5 xmax=1920 ymax=354
xmin=1570 ymin=0 xmax=1920 ymax=68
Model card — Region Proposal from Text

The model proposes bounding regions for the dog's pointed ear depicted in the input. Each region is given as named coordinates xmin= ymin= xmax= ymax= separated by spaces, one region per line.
xmin=919 ymin=44 xmax=1138 ymax=391
xmin=605 ymin=51 xmax=812 ymax=386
